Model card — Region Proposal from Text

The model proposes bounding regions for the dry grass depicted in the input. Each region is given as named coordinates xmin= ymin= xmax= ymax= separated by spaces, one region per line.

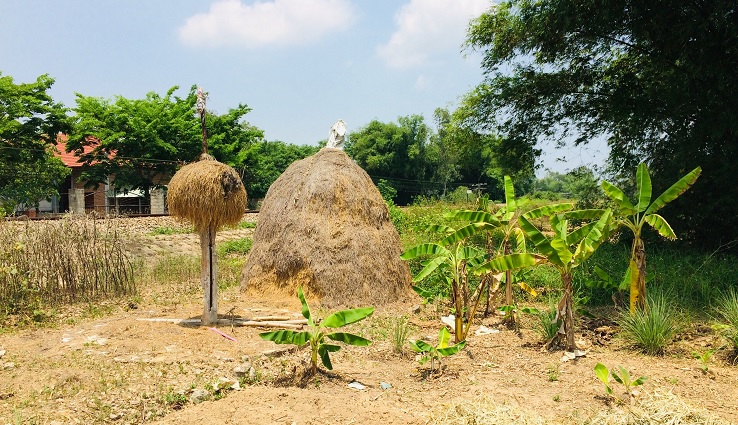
xmin=0 ymin=216 xmax=134 ymax=315
xmin=167 ymin=155 xmax=246 ymax=232
xmin=431 ymin=391 xmax=730 ymax=425
xmin=430 ymin=396 xmax=547 ymax=424
xmin=584 ymin=391 xmax=732 ymax=425
xmin=241 ymin=148 xmax=412 ymax=308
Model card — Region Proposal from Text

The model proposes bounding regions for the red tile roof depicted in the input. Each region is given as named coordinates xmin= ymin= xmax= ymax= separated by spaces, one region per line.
xmin=54 ymin=134 xmax=106 ymax=168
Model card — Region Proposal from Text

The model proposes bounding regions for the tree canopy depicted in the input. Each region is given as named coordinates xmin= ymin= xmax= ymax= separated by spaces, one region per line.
xmin=239 ymin=140 xmax=319 ymax=199
xmin=68 ymin=86 xmax=262 ymax=196
xmin=0 ymin=72 xmax=71 ymax=213
xmin=464 ymin=0 xmax=738 ymax=248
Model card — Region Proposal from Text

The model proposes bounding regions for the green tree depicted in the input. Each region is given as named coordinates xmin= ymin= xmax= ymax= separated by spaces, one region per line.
xmin=451 ymin=102 xmax=537 ymax=196
xmin=465 ymin=0 xmax=738 ymax=247
xmin=602 ymin=163 xmax=701 ymax=312
xmin=520 ymin=206 xmax=612 ymax=351
xmin=0 ymin=72 xmax=71 ymax=213
xmin=239 ymin=140 xmax=319 ymax=199
xmin=68 ymin=86 xmax=261 ymax=197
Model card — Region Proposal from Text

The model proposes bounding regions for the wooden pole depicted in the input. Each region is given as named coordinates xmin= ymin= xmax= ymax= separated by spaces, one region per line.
xmin=200 ymin=226 xmax=218 ymax=325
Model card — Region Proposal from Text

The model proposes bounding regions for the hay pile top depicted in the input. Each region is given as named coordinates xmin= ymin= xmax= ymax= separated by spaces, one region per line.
xmin=167 ymin=156 xmax=246 ymax=231
xmin=241 ymin=148 xmax=411 ymax=307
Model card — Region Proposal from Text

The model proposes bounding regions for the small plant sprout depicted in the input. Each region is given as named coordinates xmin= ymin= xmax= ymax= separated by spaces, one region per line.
xmin=594 ymin=363 xmax=647 ymax=402
xmin=409 ymin=327 xmax=466 ymax=375
xmin=390 ymin=315 xmax=412 ymax=354
xmin=259 ymin=287 xmax=374 ymax=376
xmin=594 ymin=363 xmax=614 ymax=396
xmin=693 ymin=349 xmax=716 ymax=375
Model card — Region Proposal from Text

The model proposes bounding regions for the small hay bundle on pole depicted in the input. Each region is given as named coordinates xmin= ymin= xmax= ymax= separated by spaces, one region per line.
xmin=166 ymin=87 xmax=246 ymax=326
xmin=240 ymin=144 xmax=412 ymax=308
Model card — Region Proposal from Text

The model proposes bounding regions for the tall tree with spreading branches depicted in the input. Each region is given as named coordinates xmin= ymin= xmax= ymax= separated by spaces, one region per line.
xmin=0 ymin=72 xmax=71 ymax=213
xmin=464 ymin=0 xmax=738 ymax=248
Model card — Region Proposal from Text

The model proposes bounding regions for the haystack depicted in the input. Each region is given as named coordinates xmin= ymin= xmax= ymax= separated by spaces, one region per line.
xmin=241 ymin=148 xmax=411 ymax=307
xmin=167 ymin=154 xmax=246 ymax=231
xmin=167 ymin=153 xmax=246 ymax=325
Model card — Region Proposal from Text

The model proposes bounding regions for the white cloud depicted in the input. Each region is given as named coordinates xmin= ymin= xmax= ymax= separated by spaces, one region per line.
xmin=178 ymin=0 xmax=356 ymax=48
xmin=377 ymin=0 xmax=491 ymax=69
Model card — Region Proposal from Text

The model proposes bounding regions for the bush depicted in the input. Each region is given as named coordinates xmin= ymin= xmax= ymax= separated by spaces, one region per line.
xmin=618 ymin=293 xmax=681 ymax=355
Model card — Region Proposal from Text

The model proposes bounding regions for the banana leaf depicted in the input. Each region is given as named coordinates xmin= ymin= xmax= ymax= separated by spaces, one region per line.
xmin=326 ymin=332 xmax=372 ymax=346
xmin=322 ymin=307 xmax=375 ymax=328
xmin=644 ymin=166 xmax=701 ymax=215
xmin=644 ymin=213 xmax=676 ymax=240
xmin=601 ymin=180 xmax=637 ymax=215
xmin=635 ymin=163 xmax=652 ymax=213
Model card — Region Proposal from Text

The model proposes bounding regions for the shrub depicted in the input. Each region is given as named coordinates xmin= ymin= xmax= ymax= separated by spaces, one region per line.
xmin=617 ymin=293 xmax=680 ymax=355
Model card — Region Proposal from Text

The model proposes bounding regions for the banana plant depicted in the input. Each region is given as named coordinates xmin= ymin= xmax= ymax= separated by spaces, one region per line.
xmin=401 ymin=224 xmax=540 ymax=343
xmin=520 ymin=206 xmax=612 ymax=351
xmin=601 ymin=163 xmax=701 ymax=312
xmin=409 ymin=327 xmax=466 ymax=375
xmin=259 ymin=287 xmax=374 ymax=376
xmin=446 ymin=176 xmax=530 ymax=320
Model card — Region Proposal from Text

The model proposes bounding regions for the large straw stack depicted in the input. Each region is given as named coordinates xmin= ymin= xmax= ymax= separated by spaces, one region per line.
xmin=241 ymin=148 xmax=411 ymax=308
xmin=168 ymin=154 xmax=246 ymax=324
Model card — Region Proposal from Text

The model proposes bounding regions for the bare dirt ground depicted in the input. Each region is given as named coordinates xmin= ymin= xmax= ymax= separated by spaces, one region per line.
xmin=1 ymin=216 xmax=737 ymax=424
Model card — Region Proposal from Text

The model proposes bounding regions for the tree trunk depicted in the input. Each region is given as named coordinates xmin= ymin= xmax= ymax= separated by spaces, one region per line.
xmin=504 ymin=241 xmax=513 ymax=306
xmin=557 ymin=272 xmax=577 ymax=351
xmin=452 ymin=278 xmax=463 ymax=343
xmin=629 ymin=237 xmax=647 ymax=313
xmin=200 ymin=226 xmax=218 ymax=325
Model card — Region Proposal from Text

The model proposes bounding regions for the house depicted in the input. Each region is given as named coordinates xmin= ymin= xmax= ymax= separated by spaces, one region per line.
xmin=36 ymin=134 xmax=167 ymax=215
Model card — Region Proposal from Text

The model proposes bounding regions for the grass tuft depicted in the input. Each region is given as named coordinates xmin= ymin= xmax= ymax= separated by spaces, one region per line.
xmin=617 ymin=293 xmax=681 ymax=355
xmin=713 ymin=289 xmax=738 ymax=350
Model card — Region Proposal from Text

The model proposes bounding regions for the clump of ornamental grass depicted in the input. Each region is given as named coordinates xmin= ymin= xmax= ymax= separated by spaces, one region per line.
xmin=713 ymin=289 xmax=738 ymax=351
xmin=617 ymin=293 xmax=681 ymax=355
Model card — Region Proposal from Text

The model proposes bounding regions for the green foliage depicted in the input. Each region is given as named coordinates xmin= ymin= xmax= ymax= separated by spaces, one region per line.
xmin=401 ymin=226 xmax=538 ymax=342
xmin=346 ymin=116 xmax=431 ymax=186
xmin=448 ymin=175 xmax=539 ymax=322
xmin=692 ymin=349 xmax=715 ymax=374
xmin=519 ymin=205 xmax=612 ymax=350
xmin=535 ymin=167 xmax=604 ymax=210
xmin=216 ymin=238 xmax=252 ymax=256
xmin=390 ymin=315 xmax=412 ymax=354
xmin=259 ymin=287 xmax=374 ymax=376
xmin=377 ymin=179 xmax=397 ymax=203
xmin=240 ymin=141 xmax=319 ymax=199
xmin=603 ymin=163 xmax=701 ymax=312
xmin=149 ymin=226 xmax=193 ymax=235
xmin=530 ymin=298 xmax=559 ymax=342
xmin=714 ymin=289 xmax=738 ymax=350
xmin=594 ymin=363 xmax=647 ymax=400
xmin=409 ymin=327 xmax=466 ymax=375
xmin=69 ymin=85 xmax=262 ymax=194
xmin=617 ymin=293 xmax=680 ymax=355
xmin=465 ymin=0 xmax=737 ymax=248
xmin=0 ymin=71 xmax=71 ymax=212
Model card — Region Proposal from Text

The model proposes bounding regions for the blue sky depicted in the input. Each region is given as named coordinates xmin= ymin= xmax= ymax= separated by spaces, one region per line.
xmin=0 ymin=0 xmax=607 ymax=174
